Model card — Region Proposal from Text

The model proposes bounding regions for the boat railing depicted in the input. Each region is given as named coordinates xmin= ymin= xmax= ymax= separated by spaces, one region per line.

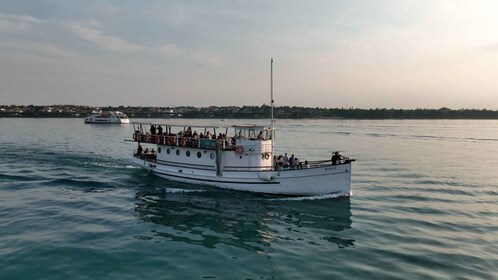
xmin=133 ymin=150 xmax=157 ymax=162
xmin=132 ymin=131 xmax=272 ymax=152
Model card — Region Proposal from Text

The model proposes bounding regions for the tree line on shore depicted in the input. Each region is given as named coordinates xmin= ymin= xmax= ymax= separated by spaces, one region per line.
xmin=1 ymin=104 xmax=497 ymax=119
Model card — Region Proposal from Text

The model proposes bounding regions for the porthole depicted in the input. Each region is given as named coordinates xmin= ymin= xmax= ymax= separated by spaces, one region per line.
xmin=158 ymin=147 xmax=162 ymax=153
xmin=210 ymin=153 xmax=215 ymax=160
xmin=176 ymin=149 xmax=180 ymax=156
xmin=167 ymin=148 xmax=171 ymax=154
xmin=186 ymin=151 xmax=191 ymax=157
xmin=197 ymin=152 xmax=202 ymax=158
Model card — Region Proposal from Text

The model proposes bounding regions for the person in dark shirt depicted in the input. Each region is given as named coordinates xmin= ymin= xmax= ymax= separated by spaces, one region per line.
xmin=136 ymin=143 xmax=143 ymax=156
xmin=331 ymin=151 xmax=343 ymax=165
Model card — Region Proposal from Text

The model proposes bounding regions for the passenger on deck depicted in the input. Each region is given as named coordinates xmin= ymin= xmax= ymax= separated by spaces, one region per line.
xmin=304 ymin=160 xmax=310 ymax=168
xmin=277 ymin=155 xmax=284 ymax=168
xmin=289 ymin=154 xmax=295 ymax=169
xmin=331 ymin=151 xmax=343 ymax=165
xmin=293 ymin=157 xmax=301 ymax=169
xmin=157 ymin=125 xmax=163 ymax=135
xmin=136 ymin=143 xmax=143 ymax=156
xmin=257 ymin=131 xmax=263 ymax=140
xmin=150 ymin=124 xmax=156 ymax=135
xmin=283 ymin=153 xmax=289 ymax=167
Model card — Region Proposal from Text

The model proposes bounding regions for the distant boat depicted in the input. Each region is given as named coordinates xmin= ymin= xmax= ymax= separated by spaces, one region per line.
xmin=84 ymin=110 xmax=130 ymax=124
xmin=127 ymin=59 xmax=355 ymax=196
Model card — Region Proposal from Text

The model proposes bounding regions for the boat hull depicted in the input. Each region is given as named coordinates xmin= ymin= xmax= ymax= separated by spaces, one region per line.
xmin=131 ymin=157 xmax=352 ymax=196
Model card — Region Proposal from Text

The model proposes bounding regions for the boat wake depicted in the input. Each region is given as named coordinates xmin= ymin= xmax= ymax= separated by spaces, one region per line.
xmin=164 ymin=188 xmax=207 ymax=194
xmin=271 ymin=193 xmax=345 ymax=201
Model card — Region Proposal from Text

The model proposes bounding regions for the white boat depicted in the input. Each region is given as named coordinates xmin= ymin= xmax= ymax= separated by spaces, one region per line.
xmin=128 ymin=59 xmax=354 ymax=196
xmin=84 ymin=110 xmax=130 ymax=124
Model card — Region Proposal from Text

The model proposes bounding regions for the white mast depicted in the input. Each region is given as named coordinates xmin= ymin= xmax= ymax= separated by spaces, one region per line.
xmin=270 ymin=58 xmax=275 ymax=158
xmin=270 ymin=58 xmax=274 ymax=129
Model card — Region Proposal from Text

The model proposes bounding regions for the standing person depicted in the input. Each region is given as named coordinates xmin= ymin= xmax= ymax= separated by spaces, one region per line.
xmin=150 ymin=124 xmax=156 ymax=135
xmin=136 ymin=143 xmax=143 ymax=156
xmin=331 ymin=151 xmax=343 ymax=165
xmin=157 ymin=125 xmax=163 ymax=135
xmin=283 ymin=153 xmax=289 ymax=168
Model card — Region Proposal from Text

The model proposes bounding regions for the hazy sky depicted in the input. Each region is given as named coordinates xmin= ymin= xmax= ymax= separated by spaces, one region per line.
xmin=1 ymin=0 xmax=497 ymax=109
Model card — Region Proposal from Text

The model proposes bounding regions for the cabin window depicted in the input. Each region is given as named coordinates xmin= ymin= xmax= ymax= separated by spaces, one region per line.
xmin=248 ymin=129 xmax=255 ymax=139
xmin=186 ymin=151 xmax=191 ymax=157
xmin=197 ymin=152 xmax=202 ymax=158
xmin=167 ymin=148 xmax=171 ymax=154
xmin=235 ymin=127 xmax=271 ymax=140
xmin=210 ymin=153 xmax=215 ymax=160
xmin=176 ymin=150 xmax=180 ymax=156
xmin=158 ymin=147 xmax=162 ymax=153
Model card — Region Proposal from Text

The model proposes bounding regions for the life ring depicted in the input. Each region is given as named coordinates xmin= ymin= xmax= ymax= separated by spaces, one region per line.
xmin=180 ymin=138 xmax=187 ymax=147
xmin=144 ymin=134 xmax=151 ymax=142
xmin=153 ymin=135 xmax=159 ymax=144
xmin=133 ymin=132 xmax=141 ymax=142
xmin=236 ymin=146 xmax=244 ymax=155
xmin=264 ymin=153 xmax=270 ymax=160
xmin=167 ymin=137 xmax=174 ymax=146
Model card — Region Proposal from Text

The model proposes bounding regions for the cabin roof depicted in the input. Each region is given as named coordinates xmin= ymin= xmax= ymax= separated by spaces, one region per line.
xmin=131 ymin=122 xmax=271 ymax=130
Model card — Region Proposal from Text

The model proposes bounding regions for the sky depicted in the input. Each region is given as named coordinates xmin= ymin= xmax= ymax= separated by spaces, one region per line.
xmin=1 ymin=0 xmax=498 ymax=109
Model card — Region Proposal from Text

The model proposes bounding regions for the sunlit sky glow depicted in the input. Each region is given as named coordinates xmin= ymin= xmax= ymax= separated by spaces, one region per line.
xmin=1 ymin=0 xmax=497 ymax=109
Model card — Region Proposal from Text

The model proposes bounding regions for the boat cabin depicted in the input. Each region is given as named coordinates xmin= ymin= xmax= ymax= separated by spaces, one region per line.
xmin=131 ymin=123 xmax=275 ymax=171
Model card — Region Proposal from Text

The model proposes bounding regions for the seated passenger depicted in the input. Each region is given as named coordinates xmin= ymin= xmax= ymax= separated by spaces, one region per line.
xmin=257 ymin=131 xmax=263 ymax=140
xmin=289 ymin=154 xmax=295 ymax=169
xmin=293 ymin=157 xmax=301 ymax=169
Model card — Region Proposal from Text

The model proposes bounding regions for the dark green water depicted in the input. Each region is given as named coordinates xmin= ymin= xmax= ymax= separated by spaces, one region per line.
xmin=0 ymin=118 xmax=497 ymax=279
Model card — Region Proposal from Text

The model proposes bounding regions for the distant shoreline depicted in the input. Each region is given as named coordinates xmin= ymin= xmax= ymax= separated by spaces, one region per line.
xmin=1 ymin=105 xmax=497 ymax=119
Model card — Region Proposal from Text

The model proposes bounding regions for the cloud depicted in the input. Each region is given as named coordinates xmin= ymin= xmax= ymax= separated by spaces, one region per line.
xmin=159 ymin=44 xmax=185 ymax=57
xmin=70 ymin=23 xmax=145 ymax=52
xmin=483 ymin=43 xmax=498 ymax=51
xmin=0 ymin=13 xmax=42 ymax=32
xmin=27 ymin=43 xmax=78 ymax=57
xmin=190 ymin=49 xmax=223 ymax=66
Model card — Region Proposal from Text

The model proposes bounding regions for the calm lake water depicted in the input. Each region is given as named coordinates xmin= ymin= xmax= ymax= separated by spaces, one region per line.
xmin=0 ymin=118 xmax=497 ymax=279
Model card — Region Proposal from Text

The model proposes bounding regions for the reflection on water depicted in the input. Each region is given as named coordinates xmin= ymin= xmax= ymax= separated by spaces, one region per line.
xmin=133 ymin=187 xmax=354 ymax=252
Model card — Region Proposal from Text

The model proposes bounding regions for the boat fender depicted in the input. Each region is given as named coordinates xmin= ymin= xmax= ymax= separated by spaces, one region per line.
xmin=258 ymin=173 xmax=273 ymax=181
xmin=236 ymin=146 xmax=244 ymax=155
xmin=153 ymin=135 xmax=159 ymax=144
xmin=144 ymin=134 xmax=151 ymax=142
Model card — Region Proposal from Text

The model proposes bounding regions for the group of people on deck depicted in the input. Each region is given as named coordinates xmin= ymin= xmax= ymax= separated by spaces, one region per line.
xmin=139 ymin=125 xmax=232 ymax=147
xmin=274 ymin=153 xmax=309 ymax=170
xmin=272 ymin=151 xmax=345 ymax=170
xmin=134 ymin=143 xmax=156 ymax=161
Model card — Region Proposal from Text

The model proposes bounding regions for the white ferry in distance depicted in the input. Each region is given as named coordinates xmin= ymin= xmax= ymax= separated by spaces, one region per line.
xmin=84 ymin=110 xmax=130 ymax=124
xmin=128 ymin=59 xmax=355 ymax=196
